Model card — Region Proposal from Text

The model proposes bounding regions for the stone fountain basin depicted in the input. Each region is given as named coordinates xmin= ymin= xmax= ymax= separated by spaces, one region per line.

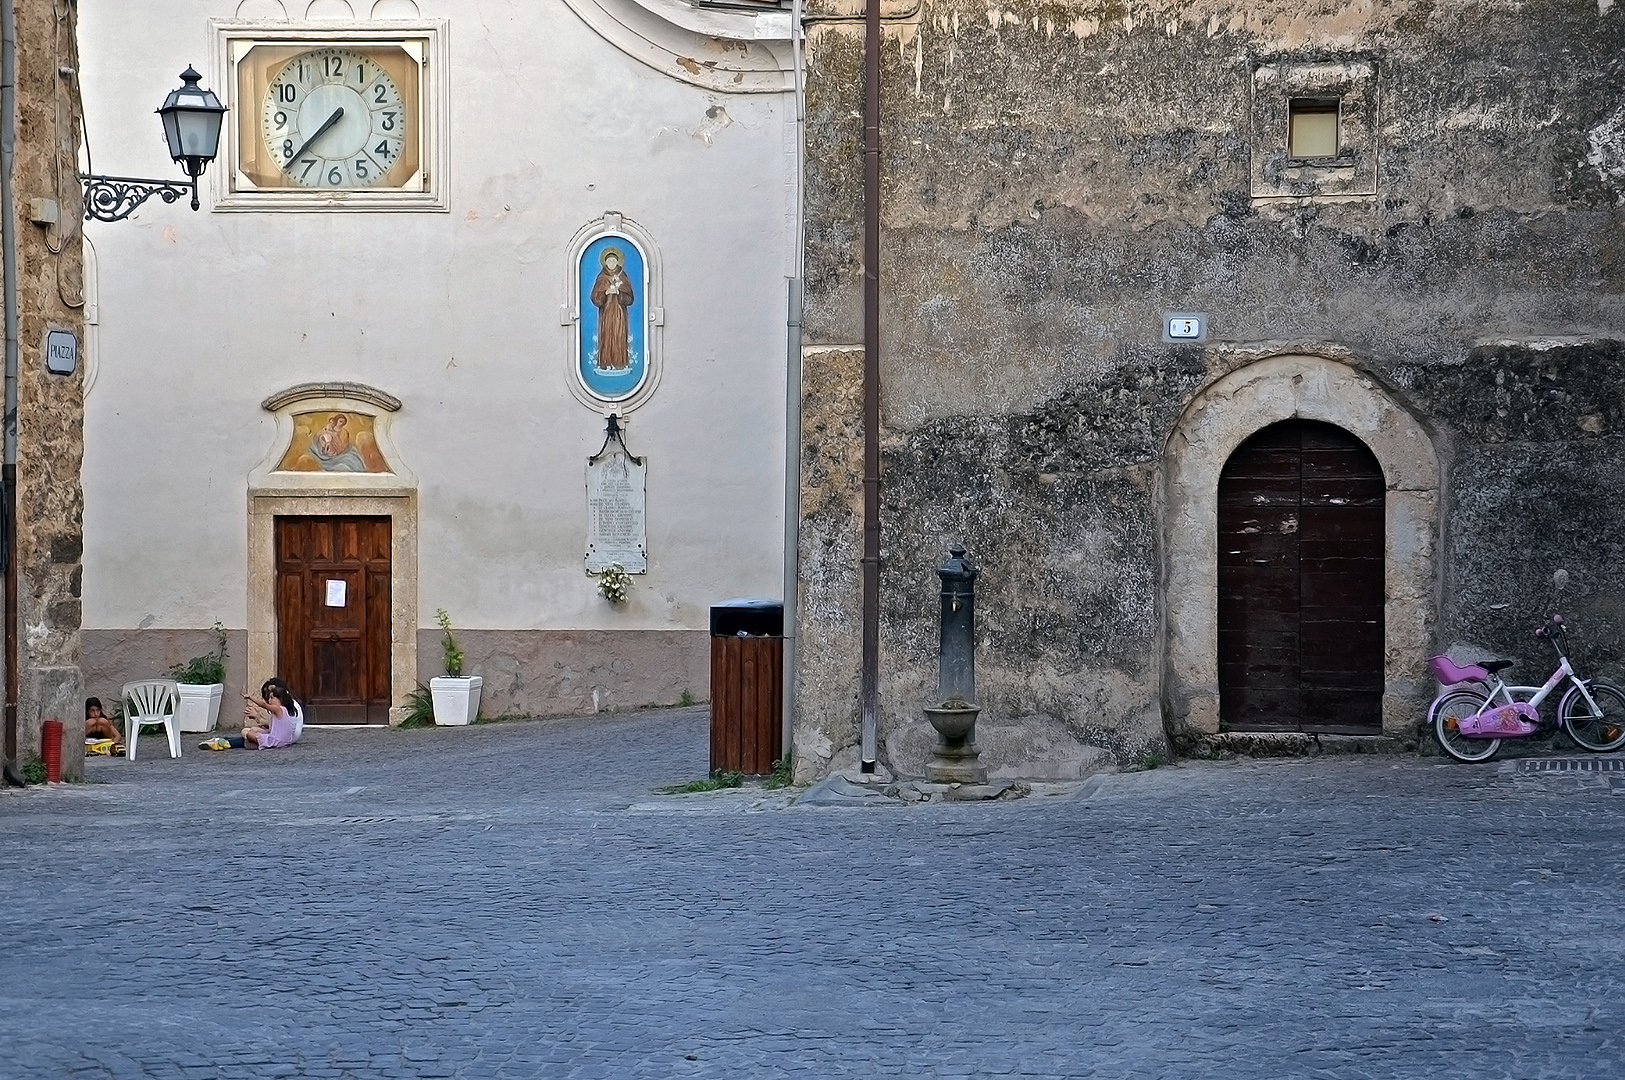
xmin=924 ymin=701 xmax=980 ymax=740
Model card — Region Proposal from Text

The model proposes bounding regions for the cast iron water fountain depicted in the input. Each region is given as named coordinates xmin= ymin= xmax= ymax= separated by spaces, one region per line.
xmin=924 ymin=544 xmax=987 ymax=784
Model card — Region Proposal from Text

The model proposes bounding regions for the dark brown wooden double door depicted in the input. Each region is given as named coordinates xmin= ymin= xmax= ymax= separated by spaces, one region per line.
xmin=1218 ymin=420 xmax=1384 ymax=734
xmin=275 ymin=517 xmax=392 ymax=725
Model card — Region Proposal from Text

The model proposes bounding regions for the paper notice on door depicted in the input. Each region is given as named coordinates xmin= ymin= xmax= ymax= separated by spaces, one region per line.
xmin=325 ymin=579 xmax=347 ymax=607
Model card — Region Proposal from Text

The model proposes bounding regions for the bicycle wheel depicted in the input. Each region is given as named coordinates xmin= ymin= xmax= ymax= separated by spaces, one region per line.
xmin=1433 ymin=689 xmax=1500 ymax=763
xmin=1560 ymin=680 xmax=1625 ymax=753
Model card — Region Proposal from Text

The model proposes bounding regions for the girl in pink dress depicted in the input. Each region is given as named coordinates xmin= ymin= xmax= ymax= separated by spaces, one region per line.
xmin=243 ymin=684 xmax=301 ymax=749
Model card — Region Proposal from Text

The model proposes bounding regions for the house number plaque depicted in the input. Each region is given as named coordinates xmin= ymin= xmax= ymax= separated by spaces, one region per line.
xmin=1161 ymin=312 xmax=1208 ymax=342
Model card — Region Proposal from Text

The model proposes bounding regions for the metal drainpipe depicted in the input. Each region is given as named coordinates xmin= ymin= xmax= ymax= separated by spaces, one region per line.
xmin=859 ymin=0 xmax=880 ymax=770
xmin=1 ymin=0 xmax=19 ymax=776
xmin=782 ymin=276 xmax=801 ymax=761
xmin=782 ymin=0 xmax=805 ymax=763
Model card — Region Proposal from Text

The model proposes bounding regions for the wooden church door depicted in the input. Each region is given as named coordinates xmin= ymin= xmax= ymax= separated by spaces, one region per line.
xmin=1217 ymin=420 xmax=1385 ymax=734
xmin=275 ymin=516 xmax=393 ymax=725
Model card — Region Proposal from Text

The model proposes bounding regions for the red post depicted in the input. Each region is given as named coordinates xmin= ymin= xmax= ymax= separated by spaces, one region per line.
xmin=40 ymin=719 xmax=63 ymax=783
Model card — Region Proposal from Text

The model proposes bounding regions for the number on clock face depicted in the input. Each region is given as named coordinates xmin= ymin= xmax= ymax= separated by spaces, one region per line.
xmin=261 ymin=47 xmax=406 ymax=188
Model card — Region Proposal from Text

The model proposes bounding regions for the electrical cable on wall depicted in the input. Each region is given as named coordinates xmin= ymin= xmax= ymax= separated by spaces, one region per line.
xmin=48 ymin=0 xmax=84 ymax=309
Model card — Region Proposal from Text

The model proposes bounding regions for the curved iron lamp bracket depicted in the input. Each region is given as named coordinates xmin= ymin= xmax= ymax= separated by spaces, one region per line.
xmin=82 ymin=173 xmax=198 ymax=222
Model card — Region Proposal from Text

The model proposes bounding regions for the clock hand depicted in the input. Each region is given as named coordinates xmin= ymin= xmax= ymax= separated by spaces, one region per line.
xmin=287 ymin=107 xmax=345 ymax=164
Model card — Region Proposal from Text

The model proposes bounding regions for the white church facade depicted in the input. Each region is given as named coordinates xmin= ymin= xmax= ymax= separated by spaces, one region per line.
xmin=79 ymin=0 xmax=799 ymax=722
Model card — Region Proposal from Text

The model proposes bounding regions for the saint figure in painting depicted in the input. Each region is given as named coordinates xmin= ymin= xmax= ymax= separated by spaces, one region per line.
xmin=589 ymin=247 xmax=635 ymax=372
xmin=309 ymin=414 xmax=368 ymax=472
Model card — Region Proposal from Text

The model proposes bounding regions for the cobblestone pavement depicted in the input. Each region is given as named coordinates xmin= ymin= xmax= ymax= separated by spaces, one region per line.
xmin=4 ymin=708 xmax=1623 ymax=1079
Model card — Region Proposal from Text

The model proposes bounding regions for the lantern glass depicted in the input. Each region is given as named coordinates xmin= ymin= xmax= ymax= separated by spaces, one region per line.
xmin=157 ymin=66 xmax=225 ymax=174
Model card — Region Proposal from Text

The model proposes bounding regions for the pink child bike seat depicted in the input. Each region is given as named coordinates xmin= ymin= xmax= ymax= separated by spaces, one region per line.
xmin=1429 ymin=655 xmax=1490 ymax=685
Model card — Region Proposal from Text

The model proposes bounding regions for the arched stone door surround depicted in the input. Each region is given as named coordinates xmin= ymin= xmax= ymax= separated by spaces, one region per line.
xmin=1161 ymin=353 xmax=1439 ymax=741
xmin=248 ymin=383 xmax=419 ymax=725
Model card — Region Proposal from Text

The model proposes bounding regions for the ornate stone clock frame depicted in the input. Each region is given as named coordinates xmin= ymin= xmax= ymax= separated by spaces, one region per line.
xmin=211 ymin=18 xmax=450 ymax=212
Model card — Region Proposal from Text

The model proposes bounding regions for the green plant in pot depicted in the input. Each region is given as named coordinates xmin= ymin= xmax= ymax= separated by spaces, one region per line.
xmin=399 ymin=684 xmax=436 ymax=729
xmin=428 ymin=608 xmax=482 ymax=726
xmin=169 ymin=621 xmax=228 ymax=733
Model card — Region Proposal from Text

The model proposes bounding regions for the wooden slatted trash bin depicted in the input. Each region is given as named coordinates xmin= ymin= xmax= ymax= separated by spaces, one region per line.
xmin=709 ymin=599 xmax=784 ymax=775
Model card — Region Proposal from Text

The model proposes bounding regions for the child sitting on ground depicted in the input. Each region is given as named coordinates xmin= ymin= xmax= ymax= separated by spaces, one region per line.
xmin=84 ymin=697 xmax=121 ymax=755
xmin=240 ymin=683 xmax=302 ymax=749
xmin=200 ymin=680 xmax=305 ymax=751
xmin=85 ymin=697 xmax=119 ymax=741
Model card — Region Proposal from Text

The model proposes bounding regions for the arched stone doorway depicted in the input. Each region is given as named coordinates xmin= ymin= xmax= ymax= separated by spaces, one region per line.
xmin=248 ymin=383 xmax=419 ymax=726
xmin=1161 ymin=353 xmax=1439 ymax=742
xmin=1218 ymin=419 xmax=1385 ymax=734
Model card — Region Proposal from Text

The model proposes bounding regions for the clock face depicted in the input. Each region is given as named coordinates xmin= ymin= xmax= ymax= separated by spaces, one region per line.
xmin=261 ymin=48 xmax=408 ymax=189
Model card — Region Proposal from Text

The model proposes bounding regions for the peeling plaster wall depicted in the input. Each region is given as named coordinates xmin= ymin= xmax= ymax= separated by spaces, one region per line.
xmin=797 ymin=1 xmax=1625 ymax=778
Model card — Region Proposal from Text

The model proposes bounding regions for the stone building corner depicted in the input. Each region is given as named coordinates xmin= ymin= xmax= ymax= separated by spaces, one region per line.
xmin=6 ymin=0 xmax=86 ymax=780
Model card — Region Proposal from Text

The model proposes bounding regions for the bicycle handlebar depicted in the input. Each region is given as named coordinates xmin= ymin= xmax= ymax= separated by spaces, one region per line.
xmin=1536 ymin=614 xmax=1570 ymax=650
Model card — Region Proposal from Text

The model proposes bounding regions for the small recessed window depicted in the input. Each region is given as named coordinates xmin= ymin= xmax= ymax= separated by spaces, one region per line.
xmin=1251 ymin=62 xmax=1375 ymax=198
xmin=1288 ymin=99 xmax=1340 ymax=159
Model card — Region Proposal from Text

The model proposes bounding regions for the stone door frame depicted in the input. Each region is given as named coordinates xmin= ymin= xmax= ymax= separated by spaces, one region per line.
xmin=1160 ymin=353 xmax=1439 ymax=741
xmin=248 ymin=489 xmax=418 ymax=725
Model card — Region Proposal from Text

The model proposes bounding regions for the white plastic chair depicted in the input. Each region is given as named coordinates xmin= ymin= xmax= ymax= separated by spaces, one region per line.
xmin=123 ymin=680 xmax=180 ymax=760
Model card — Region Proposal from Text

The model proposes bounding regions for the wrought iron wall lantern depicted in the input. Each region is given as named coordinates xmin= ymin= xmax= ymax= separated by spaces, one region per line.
xmin=82 ymin=66 xmax=225 ymax=223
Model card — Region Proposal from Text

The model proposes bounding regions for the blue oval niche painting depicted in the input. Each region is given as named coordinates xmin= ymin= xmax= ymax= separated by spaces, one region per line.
xmin=577 ymin=235 xmax=648 ymax=401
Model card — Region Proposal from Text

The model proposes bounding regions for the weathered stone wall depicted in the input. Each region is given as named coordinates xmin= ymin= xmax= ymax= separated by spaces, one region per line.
xmin=81 ymin=629 xmax=248 ymax=730
xmin=414 ymin=629 xmax=710 ymax=719
xmin=797 ymin=2 xmax=1625 ymax=777
xmin=9 ymin=0 xmax=85 ymax=777
xmin=84 ymin=626 xmax=709 ymax=728
xmin=792 ymin=345 xmax=865 ymax=778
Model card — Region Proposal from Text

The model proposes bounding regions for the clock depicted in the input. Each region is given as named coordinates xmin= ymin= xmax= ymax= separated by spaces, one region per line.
xmin=222 ymin=28 xmax=444 ymax=209
xmin=260 ymin=47 xmax=408 ymax=189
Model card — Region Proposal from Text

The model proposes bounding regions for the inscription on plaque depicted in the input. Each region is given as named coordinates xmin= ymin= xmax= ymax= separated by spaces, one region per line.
xmin=585 ymin=443 xmax=647 ymax=573
xmin=45 ymin=329 xmax=77 ymax=376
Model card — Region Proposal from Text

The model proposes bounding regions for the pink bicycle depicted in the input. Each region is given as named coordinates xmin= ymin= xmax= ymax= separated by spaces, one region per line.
xmin=1428 ymin=614 xmax=1625 ymax=763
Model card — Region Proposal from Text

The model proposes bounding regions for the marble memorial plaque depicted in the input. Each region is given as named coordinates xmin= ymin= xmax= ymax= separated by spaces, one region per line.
xmin=585 ymin=444 xmax=647 ymax=573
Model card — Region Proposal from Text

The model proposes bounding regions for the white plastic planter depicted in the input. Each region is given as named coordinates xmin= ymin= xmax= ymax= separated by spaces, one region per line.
xmin=429 ymin=676 xmax=483 ymax=726
xmin=174 ymin=683 xmax=224 ymax=733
